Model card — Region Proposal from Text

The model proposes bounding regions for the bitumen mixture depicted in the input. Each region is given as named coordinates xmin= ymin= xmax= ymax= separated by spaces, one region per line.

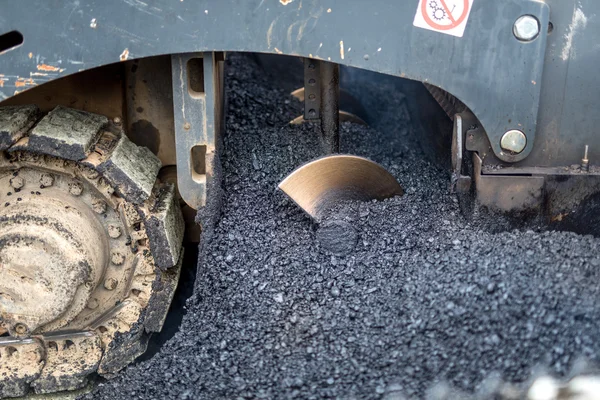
xmin=85 ymin=54 xmax=600 ymax=399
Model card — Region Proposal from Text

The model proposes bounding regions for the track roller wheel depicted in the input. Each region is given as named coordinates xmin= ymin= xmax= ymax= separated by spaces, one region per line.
xmin=0 ymin=105 xmax=184 ymax=397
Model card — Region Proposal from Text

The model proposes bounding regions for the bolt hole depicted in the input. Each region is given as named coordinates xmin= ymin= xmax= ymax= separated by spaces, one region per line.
xmin=0 ymin=31 xmax=24 ymax=54
xmin=98 ymin=326 xmax=108 ymax=333
xmin=187 ymin=57 xmax=205 ymax=97
xmin=48 ymin=341 xmax=58 ymax=351
xmin=131 ymin=288 xmax=142 ymax=296
xmin=548 ymin=22 xmax=554 ymax=34
xmin=191 ymin=145 xmax=207 ymax=176
xmin=6 ymin=346 xmax=17 ymax=357
xmin=64 ymin=340 xmax=76 ymax=350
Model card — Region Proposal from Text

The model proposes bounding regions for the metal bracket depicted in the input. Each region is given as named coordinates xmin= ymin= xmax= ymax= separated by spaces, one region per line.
xmin=303 ymin=59 xmax=320 ymax=121
xmin=171 ymin=52 xmax=224 ymax=209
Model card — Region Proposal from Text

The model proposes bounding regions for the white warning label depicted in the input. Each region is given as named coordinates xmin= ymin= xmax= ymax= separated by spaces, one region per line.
xmin=413 ymin=0 xmax=475 ymax=38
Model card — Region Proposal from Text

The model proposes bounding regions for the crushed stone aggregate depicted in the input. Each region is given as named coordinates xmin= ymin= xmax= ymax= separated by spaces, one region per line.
xmin=86 ymin=54 xmax=600 ymax=400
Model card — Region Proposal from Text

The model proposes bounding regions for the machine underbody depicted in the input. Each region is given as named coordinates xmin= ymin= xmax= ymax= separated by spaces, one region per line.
xmin=0 ymin=0 xmax=599 ymax=398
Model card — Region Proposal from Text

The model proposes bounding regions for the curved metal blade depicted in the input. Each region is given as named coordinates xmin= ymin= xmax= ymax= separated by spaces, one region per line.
xmin=278 ymin=155 xmax=403 ymax=221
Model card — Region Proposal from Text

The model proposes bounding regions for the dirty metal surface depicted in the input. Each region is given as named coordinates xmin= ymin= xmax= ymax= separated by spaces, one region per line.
xmin=0 ymin=0 xmax=550 ymax=163
xmin=171 ymin=52 xmax=224 ymax=209
xmin=0 ymin=104 xmax=184 ymax=398
xmin=278 ymin=154 xmax=404 ymax=222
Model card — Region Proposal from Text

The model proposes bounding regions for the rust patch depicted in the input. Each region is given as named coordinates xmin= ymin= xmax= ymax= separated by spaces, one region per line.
xmin=37 ymin=64 xmax=60 ymax=72
xmin=14 ymin=78 xmax=36 ymax=88
xmin=120 ymin=49 xmax=130 ymax=61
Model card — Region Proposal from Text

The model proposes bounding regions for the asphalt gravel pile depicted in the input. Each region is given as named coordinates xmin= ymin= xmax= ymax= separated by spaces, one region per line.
xmin=88 ymin=54 xmax=600 ymax=399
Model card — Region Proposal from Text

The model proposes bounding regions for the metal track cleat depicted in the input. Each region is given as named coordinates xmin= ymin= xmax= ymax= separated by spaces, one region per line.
xmin=278 ymin=154 xmax=403 ymax=222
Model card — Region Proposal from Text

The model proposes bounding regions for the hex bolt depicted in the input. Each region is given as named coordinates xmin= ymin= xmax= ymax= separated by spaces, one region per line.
xmin=513 ymin=15 xmax=540 ymax=42
xmin=104 ymin=277 xmax=118 ymax=290
xmin=40 ymin=173 xmax=54 ymax=187
xmin=500 ymin=130 xmax=527 ymax=154
xmin=108 ymin=224 xmax=122 ymax=239
xmin=111 ymin=251 xmax=125 ymax=265
xmin=92 ymin=198 xmax=107 ymax=214
xmin=87 ymin=298 xmax=99 ymax=309
xmin=9 ymin=176 xmax=24 ymax=190
xmin=69 ymin=181 xmax=83 ymax=196
xmin=113 ymin=116 xmax=122 ymax=125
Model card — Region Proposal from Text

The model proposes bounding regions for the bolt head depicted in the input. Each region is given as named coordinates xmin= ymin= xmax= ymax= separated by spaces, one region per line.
xmin=87 ymin=298 xmax=99 ymax=309
xmin=13 ymin=323 xmax=28 ymax=336
xmin=69 ymin=181 xmax=83 ymax=196
xmin=501 ymin=130 xmax=527 ymax=154
xmin=113 ymin=116 xmax=122 ymax=125
xmin=108 ymin=224 xmax=122 ymax=239
xmin=111 ymin=251 xmax=125 ymax=265
xmin=39 ymin=173 xmax=54 ymax=187
xmin=104 ymin=277 xmax=118 ymax=290
xmin=9 ymin=176 xmax=24 ymax=190
xmin=514 ymin=15 xmax=540 ymax=41
xmin=92 ymin=198 xmax=107 ymax=214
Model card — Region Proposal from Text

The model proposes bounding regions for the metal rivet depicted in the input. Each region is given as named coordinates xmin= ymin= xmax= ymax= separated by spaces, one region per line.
xmin=104 ymin=278 xmax=118 ymax=290
xmin=9 ymin=176 xmax=24 ymax=189
xmin=513 ymin=15 xmax=540 ymax=42
xmin=108 ymin=224 xmax=122 ymax=239
xmin=500 ymin=130 xmax=527 ymax=154
xmin=69 ymin=182 xmax=83 ymax=196
xmin=111 ymin=251 xmax=125 ymax=265
xmin=183 ymin=122 xmax=191 ymax=130
xmin=40 ymin=173 xmax=54 ymax=187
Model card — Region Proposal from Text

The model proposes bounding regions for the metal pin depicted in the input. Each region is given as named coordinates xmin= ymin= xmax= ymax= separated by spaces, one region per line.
xmin=582 ymin=145 xmax=589 ymax=172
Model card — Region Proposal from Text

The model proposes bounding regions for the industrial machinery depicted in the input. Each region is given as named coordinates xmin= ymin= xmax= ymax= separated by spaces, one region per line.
xmin=0 ymin=0 xmax=598 ymax=397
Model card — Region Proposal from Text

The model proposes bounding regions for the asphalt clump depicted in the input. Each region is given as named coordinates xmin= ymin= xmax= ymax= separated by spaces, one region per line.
xmin=87 ymin=54 xmax=600 ymax=399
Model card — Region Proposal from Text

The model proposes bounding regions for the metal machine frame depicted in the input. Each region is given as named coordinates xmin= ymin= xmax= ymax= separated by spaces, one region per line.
xmin=0 ymin=0 xmax=598 ymax=221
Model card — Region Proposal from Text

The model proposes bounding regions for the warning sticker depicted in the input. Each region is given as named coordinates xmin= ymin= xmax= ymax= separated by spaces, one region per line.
xmin=413 ymin=0 xmax=474 ymax=38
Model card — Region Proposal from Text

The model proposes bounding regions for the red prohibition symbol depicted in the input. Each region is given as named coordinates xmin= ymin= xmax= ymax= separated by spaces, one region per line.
xmin=421 ymin=0 xmax=470 ymax=31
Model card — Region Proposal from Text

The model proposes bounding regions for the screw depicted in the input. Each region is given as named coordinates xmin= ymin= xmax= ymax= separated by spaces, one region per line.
xmin=500 ymin=130 xmax=527 ymax=154
xmin=308 ymin=78 xmax=316 ymax=86
xmin=111 ymin=251 xmax=125 ymax=265
xmin=69 ymin=181 xmax=83 ymax=196
xmin=308 ymin=93 xmax=316 ymax=100
xmin=9 ymin=176 xmax=24 ymax=189
xmin=108 ymin=224 xmax=122 ymax=239
xmin=308 ymin=63 xmax=315 ymax=70
xmin=582 ymin=145 xmax=590 ymax=172
xmin=183 ymin=122 xmax=191 ymax=130
xmin=514 ymin=15 xmax=540 ymax=42
xmin=104 ymin=277 xmax=118 ymax=290
xmin=308 ymin=109 xmax=317 ymax=118
xmin=113 ymin=116 xmax=122 ymax=125
xmin=39 ymin=173 xmax=54 ymax=187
